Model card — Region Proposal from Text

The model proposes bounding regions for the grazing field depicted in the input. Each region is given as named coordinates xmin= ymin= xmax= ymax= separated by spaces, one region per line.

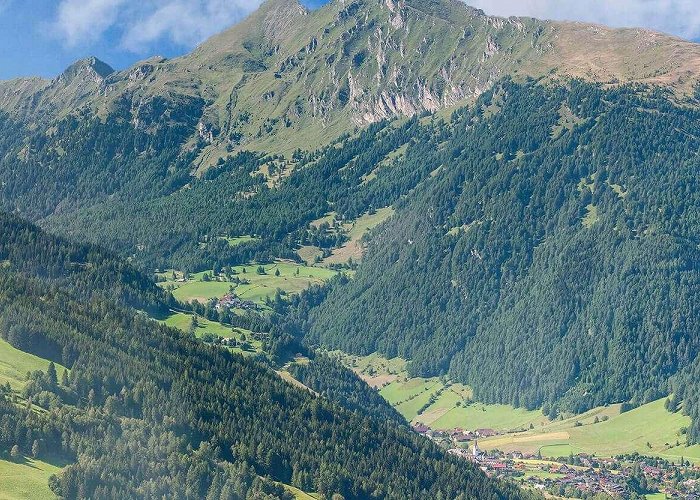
xmin=341 ymin=352 xmax=698 ymax=462
xmin=159 ymin=262 xmax=339 ymax=306
xmin=323 ymin=207 xmax=394 ymax=265
xmin=280 ymin=483 xmax=317 ymax=499
xmin=480 ymin=398 xmax=700 ymax=462
xmin=336 ymin=352 xmax=407 ymax=387
xmin=159 ymin=312 xmax=263 ymax=355
xmin=340 ymin=352 xmax=542 ymax=431
xmin=300 ymin=208 xmax=395 ymax=265
xmin=0 ymin=339 xmax=67 ymax=389
xmin=0 ymin=457 xmax=61 ymax=500
xmin=430 ymin=401 xmax=545 ymax=432
xmin=170 ymin=280 xmax=232 ymax=304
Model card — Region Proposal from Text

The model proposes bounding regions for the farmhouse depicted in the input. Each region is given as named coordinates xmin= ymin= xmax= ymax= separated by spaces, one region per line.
xmin=476 ymin=428 xmax=497 ymax=438
xmin=412 ymin=423 xmax=430 ymax=434
xmin=216 ymin=293 xmax=258 ymax=310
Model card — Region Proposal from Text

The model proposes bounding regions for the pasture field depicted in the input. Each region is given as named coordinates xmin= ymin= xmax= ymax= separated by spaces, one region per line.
xmin=335 ymin=351 xmax=407 ymax=387
xmin=342 ymin=352 xmax=547 ymax=431
xmin=158 ymin=262 xmax=339 ymax=306
xmin=0 ymin=457 xmax=61 ymax=500
xmin=393 ymin=382 xmax=445 ymax=420
xmin=0 ymin=340 xmax=67 ymax=390
xmin=341 ymin=352 xmax=698 ymax=462
xmin=480 ymin=398 xmax=700 ymax=462
xmin=380 ymin=378 xmax=438 ymax=406
xmin=159 ymin=312 xmax=263 ymax=355
xmin=323 ymin=207 xmax=394 ymax=265
xmin=430 ymin=401 xmax=545 ymax=431
xmin=300 ymin=208 xmax=395 ymax=265
xmin=162 ymin=311 xmax=237 ymax=338
xmin=280 ymin=483 xmax=318 ymax=499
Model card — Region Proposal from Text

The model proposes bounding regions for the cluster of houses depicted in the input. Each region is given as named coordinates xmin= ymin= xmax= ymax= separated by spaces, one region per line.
xmin=216 ymin=293 xmax=258 ymax=311
xmin=412 ymin=424 xmax=498 ymax=445
xmin=448 ymin=446 xmax=630 ymax=496
xmin=412 ymin=422 xmax=700 ymax=498
xmin=448 ymin=443 xmax=700 ymax=498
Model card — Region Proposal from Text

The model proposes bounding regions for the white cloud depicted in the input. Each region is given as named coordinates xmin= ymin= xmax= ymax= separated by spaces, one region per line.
xmin=51 ymin=0 xmax=700 ymax=53
xmin=120 ymin=0 xmax=263 ymax=52
xmin=54 ymin=0 xmax=127 ymax=47
xmin=52 ymin=0 xmax=263 ymax=52
xmin=467 ymin=0 xmax=700 ymax=41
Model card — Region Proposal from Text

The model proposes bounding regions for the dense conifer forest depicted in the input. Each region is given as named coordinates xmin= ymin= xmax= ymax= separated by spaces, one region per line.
xmin=309 ymin=80 xmax=700 ymax=424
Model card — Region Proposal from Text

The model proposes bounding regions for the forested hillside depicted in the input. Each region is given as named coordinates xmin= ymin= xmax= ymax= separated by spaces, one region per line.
xmin=0 ymin=212 xmax=526 ymax=499
xmin=309 ymin=79 xmax=700 ymax=425
xmin=2 ymin=0 xmax=700 ymax=268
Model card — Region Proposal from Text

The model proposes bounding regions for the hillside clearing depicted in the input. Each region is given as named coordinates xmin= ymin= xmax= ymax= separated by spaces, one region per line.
xmin=0 ymin=340 xmax=68 ymax=390
xmin=0 ymin=457 xmax=61 ymax=500
xmin=158 ymin=262 xmax=339 ymax=306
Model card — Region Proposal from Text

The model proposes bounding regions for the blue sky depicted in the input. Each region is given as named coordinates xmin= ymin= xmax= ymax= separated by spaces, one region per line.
xmin=1 ymin=0 xmax=699 ymax=80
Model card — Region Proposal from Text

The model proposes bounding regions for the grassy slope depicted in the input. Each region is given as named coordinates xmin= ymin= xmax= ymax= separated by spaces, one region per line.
xmin=481 ymin=398 xmax=700 ymax=462
xmin=0 ymin=340 xmax=67 ymax=390
xmin=0 ymin=341 xmax=67 ymax=499
xmin=341 ymin=352 xmax=700 ymax=461
xmin=299 ymin=207 xmax=395 ymax=266
xmin=160 ymin=262 xmax=339 ymax=305
xmin=340 ymin=352 xmax=544 ymax=430
xmin=0 ymin=457 xmax=60 ymax=500
xmin=159 ymin=312 xmax=263 ymax=355
xmin=324 ymin=207 xmax=394 ymax=265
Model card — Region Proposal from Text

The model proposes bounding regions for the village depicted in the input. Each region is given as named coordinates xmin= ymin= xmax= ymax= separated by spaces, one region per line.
xmin=412 ymin=424 xmax=700 ymax=498
xmin=215 ymin=292 xmax=258 ymax=311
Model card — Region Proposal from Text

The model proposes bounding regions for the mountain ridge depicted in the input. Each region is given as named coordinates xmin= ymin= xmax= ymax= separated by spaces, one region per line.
xmin=1 ymin=0 xmax=700 ymax=161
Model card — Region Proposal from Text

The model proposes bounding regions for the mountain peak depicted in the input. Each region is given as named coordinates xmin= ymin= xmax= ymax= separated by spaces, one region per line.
xmin=56 ymin=57 xmax=114 ymax=85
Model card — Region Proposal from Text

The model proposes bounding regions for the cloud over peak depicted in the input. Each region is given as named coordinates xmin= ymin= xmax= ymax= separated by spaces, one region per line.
xmin=469 ymin=0 xmax=700 ymax=41
xmin=51 ymin=0 xmax=700 ymax=56
xmin=53 ymin=0 xmax=264 ymax=52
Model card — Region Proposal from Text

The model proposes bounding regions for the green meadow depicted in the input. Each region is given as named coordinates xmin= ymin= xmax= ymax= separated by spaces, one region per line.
xmin=159 ymin=312 xmax=263 ymax=355
xmin=343 ymin=352 xmax=698 ymax=462
xmin=480 ymin=398 xmax=700 ymax=462
xmin=0 ymin=340 xmax=67 ymax=390
xmin=299 ymin=208 xmax=395 ymax=266
xmin=159 ymin=262 xmax=339 ymax=305
xmin=342 ymin=352 xmax=543 ymax=431
xmin=0 ymin=457 xmax=61 ymax=500
xmin=323 ymin=207 xmax=394 ymax=265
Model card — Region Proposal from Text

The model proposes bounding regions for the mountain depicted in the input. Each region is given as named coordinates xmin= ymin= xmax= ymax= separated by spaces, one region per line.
xmin=1 ymin=0 xmax=699 ymax=267
xmin=307 ymin=79 xmax=700 ymax=433
xmin=2 ymin=0 xmax=700 ymax=161
xmin=1 ymin=0 xmax=700 ymax=460
xmin=0 ymin=211 xmax=530 ymax=499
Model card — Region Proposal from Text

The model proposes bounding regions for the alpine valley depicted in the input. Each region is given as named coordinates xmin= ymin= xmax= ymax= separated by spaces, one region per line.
xmin=1 ymin=0 xmax=700 ymax=498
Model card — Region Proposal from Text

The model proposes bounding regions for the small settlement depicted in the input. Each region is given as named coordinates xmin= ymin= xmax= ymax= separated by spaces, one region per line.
xmin=412 ymin=424 xmax=700 ymax=498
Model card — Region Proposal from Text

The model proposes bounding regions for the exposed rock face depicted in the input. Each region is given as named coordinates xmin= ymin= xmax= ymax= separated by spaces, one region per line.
xmin=1 ymin=0 xmax=700 ymax=157
xmin=55 ymin=57 xmax=114 ymax=85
